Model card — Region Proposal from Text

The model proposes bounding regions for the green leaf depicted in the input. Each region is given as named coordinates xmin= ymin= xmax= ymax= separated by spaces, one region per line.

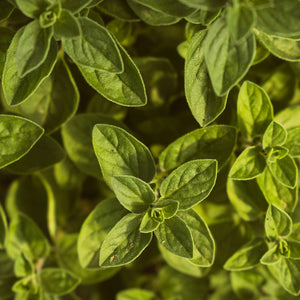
xmin=12 ymin=275 xmax=39 ymax=294
xmin=268 ymin=258 xmax=300 ymax=295
xmin=260 ymin=245 xmax=281 ymax=265
xmin=204 ymin=17 xmax=256 ymax=96
xmin=92 ymin=124 xmax=156 ymax=186
xmin=14 ymin=253 xmax=34 ymax=277
xmin=53 ymin=9 xmax=81 ymax=38
xmin=257 ymin=167 xmax=297 ymax=212
xmin=0 ymin=27 xmax=14 ymax=80
xmin=227 ymin=178 xmax=267 ymax=221
xmin=159 ymin=125 xmax=236 ymax=171
xmin=16 ymin=20 xmax=53 ymax=77
xmin=255 ymin=29 xmax=300 ymax=62
xmin=288 ymin=241 xmax=300 ymax=260
xmin=160 ymin=159 xmax=217 ymax=210
xmin=185 ymin=8 xmax=220 ymax=25
xmin=139 ymin=211 xmax=160 ymax=233
xmin=267 ymin=155 xmax=298 ymax=188
xmin=3 ymin=29 xmax=58 ymax=106
xmin=0 ymin=250 xmax=14 ymax=279
xmin=63 ymin=17 xmax=123 ymax=73
xmin=40 ymin=268 xmax=80 ymax=296
xmin=227 ymin=4 xmax=256 ymax=41
xmin=111 ymin=175 xmax=155 ymax=213
xmin=0 ymin=115 xmax=44 ymax=169
xmin=185 ymin=30 xmax=227 ymax=127
xmin=117 ymin=288 xmax=155 ymax=300
xmin=224 ymin=238 xmax=267 ymax=271
xmin=127 ymin=0 xmax=180 ymax=26
xmin=285 ymin=127 xmax=300 ymax=157
xmin=77 ymin=198 xmax=127 ymax=268
xmin=154 ymin=199 xmax=179 ymax=219
xmin=5 ymin=213 xmax=50 ymax=261
xmin=265 ymin=204 xmax=292 ymax=240
xmin=16 ymin=0 xmax=50 ymax=18
xmin=0 ymin=1 xmax=14 ymax=23
xmin=256 ymin=0 xmax=300 ymax=38
xmin=6 ymin=135 xmax=65 ymax=174
xmin=229 ymin=146 xmax=266 ymax=180
xmin=178 ymin=209 xmax=215 ymax=267
xmin=0 ymin=205 xmax=7 ymax=249
xmin=99 ymin=213 xmax=152 ymax=267
xmin=155 ymin=216 xmax=193 ymax=258
xmin=62 ymin=113 xmax=123 ymax=178
xmin=79 ymin=42 xmax=147 ymax=107
xmin=237 ymin=81 xmax=273 ymax=139
xmin=178 ymin=0 xmax=227 ymax=10
xmin=60 ymin=0 xmax=93 ymax=13
xmin=262 ymin=121 xmax=287 ymax=149
xmin=267 ymin=146 xmax=289 ymax=163
xmin=275 ymin=105 xmax=300 ymax=130
xmin=133 ymin=0 xmax=195 ymax=17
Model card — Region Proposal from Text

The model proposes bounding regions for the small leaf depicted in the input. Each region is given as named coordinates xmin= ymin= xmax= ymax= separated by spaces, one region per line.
xmin=262 ymin=121 xmax=287 ymax=149
xmin=117 ymin=288 xmax=155 ymax=300
xmin=229 ymin=146 xmax=266 ymax=180
xmin=111 ymin=175 xmax=155 ymax=213
xmin=139 ymin=211 xmax=160 ymax=233
xmin=265 ymin=204 xmax=292 ymax=240
xmin=288 ymin=241 xmax=300 ymax=260
xmin=16 ymin=20 xmax=53 ymax=77
xmin=54 ymin=9 xmax=81 ymax=38
xmin=155 ymin=216 xmax=193 ymax=258
xmin=12 ymin=275 xmax=39 ymax=294
xmin=185 ymin=8 xmax=220 ymax=26
xmin=267 ymin=146 xmax=288 ymax=163
xmin=224 ymin=238 xmax=267 ymax=271
xmin=159 ymin=125 xmax=236 ymax=171
xmin=160 ymin=159 xmax=217 ymax=210
xmin=204 ymin=17 xmax=255 ymax=96
xmin=77 ymin=198 xmax=127 ymax=268
xmin=40 ymin=268 xmax=81 ymax=296
xmin=62 ymin=17 xmax=123 ymax=73
xmin=5 ymin=213 xmax=50 ymax=261
xmin=178 ymin=209 xmax=215 ymax=267
xmin=285 ymin=127 xmax=300 ymax=157
xmin=92 ymin=124 xmax=156 ymax=187
xmin=260 ymin=245 xmax=281 ymax=265
xmin=99 ymin=214 xmax=152 ymax=267
xmin=79 ymin=42 xmax=147 ymax=107
xmin=0 ymin=115 xmax=44 ymax=169
xmin=16 ymin=0 xmax=50 ymax=18
xmin=185 ymin=30 xmax=227 ymax=127
xmin=0 ymin=205 xmax=7 ymax=249
xmin=154 ymin=199 xmax=179 ymax=219
xmin=237 ymin=81 xmax=273 ymax=139
xmin=14 ymin=253 xmax=34 ymax=277
xmin=268 ymin=155 xmax=298 ymax=188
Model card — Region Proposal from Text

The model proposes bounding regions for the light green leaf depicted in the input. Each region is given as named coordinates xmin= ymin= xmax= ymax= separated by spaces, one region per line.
xmin=111 ymin=175 xmax=155 ymax=213
xmin=0 ymin=115 xmax=44 ymax=169
xmin=12 ymin=275 xmax=39 ymax=294
xmin=133 ymin=0 xmax=195 ymax=17
xmin=62 ymin=17 xmax=123 ymax=73
xmin=256 ymin=0 xmax=300 ymax=38
xmin=265 ymin=204 xmax=292 ymax=240
xmin=92 ymin=124 xmax=156 ymax=186
xmin=0 ymin=1 xmax=14 ymax=23
xmin=160 ymin=159 xmax=217 ymax=210
xmin=61 ymin=0 xmax=93 ymax=13
xmin=155 ymin=216 xmax=193 ymax=258
xmin=62 ymin=113 xmax=123 ymax=178
xmin=117 ymin=288 xmax=155 ymax=300
xmin=267 ymin=146 xmax=289 ymax=163
xmin=139 ymin=210 xmax=160 ymax=233
xmin=185 ymin=30 xmax=227 ymax=127
xmin=227 ymin=4 xmax=256 ymax=41
xmin=99 ymin=213 xmax=152 ymax=267
xmin=77 ymin=198 xmax=127 ymax=268
xmin=0 ymin=205 xmax=7 ymax=249
xmin=237 ymin=81 xmax=273 ymax=139
xmin=224 ymin=238 xmax=267 ymax=271
xmin=3 ymin=29 xmax=58 ymax=106
xmin=227 ymin=179 xmax=266 ymax=221
xmin=5 ymin=213 xmax=50 ymax=261
xmin=267 ymin=155 xmax=298 ymax=188
xmin=229 ymin=146 xmax=266 ymax=180
xmin=178 ymin=0 xmax=227 ymax=10
xmin=40 ymin=268 xmax=80 ymax=296
xmin=285 ymin=127 xmax=300 ymax=157
xmin=16 ymin=20 xmax=53 ymax=77
xmin=262 ymin=121 xmax=287 ymax=149
xmin=79 ymin=42 xmax=147 ymax=107
xmin=16 ymin=0 xmax=50 ymax=18
xmin=159 ymin=125 xmax=236 ymax=171
xmin=255 ymin=29 xmax=300 ymax=62
xmin=256 ymin=167 xmax=297 ymax=212
xmin=275 ymin=105 xmax=300 ymax=130
xmin=178 ymin=209 xmax=215 ymax=267
xmin=53 ymin=9 xmax=81 ymax=38
xmin=6 ymin=135 xmax=65 ymax=174
xmin=204 ymin=17 xmax=256 ymax=96
xmin=260 ymin=245 xmax=281 ymax=265
xmin=154 ymin=199 xmax=179 ymax=219
xmin=14 ymin=253 xmax=34 ymax=277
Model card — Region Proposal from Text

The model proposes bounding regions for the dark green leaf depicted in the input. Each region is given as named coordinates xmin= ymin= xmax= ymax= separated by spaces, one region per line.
xmin=185 ymin=8 xmax=220 ymax=25
xmin=0 ymin=27 xmax=14 ymax=79
xmin=0 ymin=205 xmax=7 ymax=249
xmin=60 ymin=0 xmax=93 ymax=13
xmin=16 ymin=0 xmax=50 ymax=18
xmin=178 ymin=0 xmax=227 ymax=10
xmin=139 ymin=210 xmax=161 ymax=233
xmin=154 ymin=199 xmax=179 ymax=219
xmin=0 ymin=1 xmax=14 ymax=23
xmin=53 ymin=9 xmax=81 ymax=38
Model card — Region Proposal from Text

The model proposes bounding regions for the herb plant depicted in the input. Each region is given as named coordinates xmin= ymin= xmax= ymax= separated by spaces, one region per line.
xmin=0 ymin=0 xmax=300 ymax=299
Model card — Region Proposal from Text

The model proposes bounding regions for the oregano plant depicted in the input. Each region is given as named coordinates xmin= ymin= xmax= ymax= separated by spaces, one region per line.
xmin=0 ymin=0 xmax=300 ymax=299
